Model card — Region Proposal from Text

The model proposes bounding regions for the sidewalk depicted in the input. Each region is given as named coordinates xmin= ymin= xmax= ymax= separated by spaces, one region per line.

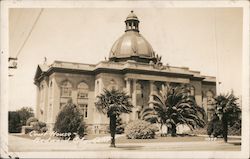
xmin=196 ymin=134 xmax=241 ymax=139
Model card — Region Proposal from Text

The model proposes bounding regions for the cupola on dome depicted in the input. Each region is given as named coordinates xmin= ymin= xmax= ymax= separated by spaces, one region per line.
xmin=126 ymin=10 xmax=139 ymax=21
xmin=109 ymin=11 xmax=156 ymax=63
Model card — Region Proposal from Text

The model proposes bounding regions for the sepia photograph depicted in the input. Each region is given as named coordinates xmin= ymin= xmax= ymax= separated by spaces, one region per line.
xmin=1 ymin=0 xmax=249 ymax=158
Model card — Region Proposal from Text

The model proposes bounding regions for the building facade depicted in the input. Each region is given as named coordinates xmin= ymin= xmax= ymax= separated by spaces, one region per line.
xmin=34 ymin=11 xmax=216 ymax=133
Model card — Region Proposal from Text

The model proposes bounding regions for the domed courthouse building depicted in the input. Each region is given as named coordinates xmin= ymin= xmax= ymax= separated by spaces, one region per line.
xmin=34 ymin=11 xmax=216 ymax=133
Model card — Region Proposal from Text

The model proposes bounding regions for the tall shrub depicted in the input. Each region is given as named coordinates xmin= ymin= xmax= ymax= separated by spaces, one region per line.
xmin=8 ymin=107 xmax=34 ymax=133
xmin=8 ymin=111 xmax=21 ymax=133
xmin=26 ymin=117 xmax=39 ymax=126
xmin=125 ymin=120 xmax=158 ymax=139
xmin=53 ymin=100 xmax=85 ymax=140
xmin=18 ymin=107 xmax=34 ymax=126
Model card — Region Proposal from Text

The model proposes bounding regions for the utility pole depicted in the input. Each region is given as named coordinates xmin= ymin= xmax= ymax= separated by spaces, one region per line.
xmin=8 ymin=57 xmax=18 ymax=77
xmin=8 ymin=57 xmax=18 ymax=69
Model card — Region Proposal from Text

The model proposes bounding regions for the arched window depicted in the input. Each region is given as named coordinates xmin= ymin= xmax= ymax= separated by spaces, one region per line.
xmin=77 ymin=82 xmax=89 ymax=119
xmin=60 ymin=81 xmax=72 ymax=97
xmin=79 ymin=104 xmax=88 ymax=118
xmin=77 ymin=82 xmax=89 ymax=99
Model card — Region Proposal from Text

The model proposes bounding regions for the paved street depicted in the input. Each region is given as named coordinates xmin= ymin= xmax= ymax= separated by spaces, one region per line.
xmin=8 ymin=134 xmax=241 ymax=152
xmin=3 ymin=134 xmax=241 ymax=158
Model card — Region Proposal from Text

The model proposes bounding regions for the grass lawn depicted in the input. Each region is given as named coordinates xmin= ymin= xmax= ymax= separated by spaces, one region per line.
xmin=116 ymin=134 xmax=206 ymax=144
xmin=13 ymin=132 xmax=241 ymax=144
xmin=12 ymin=133 xmax=206 ymax=143
xmin=12 ymin=133 xmax=109 ymax=140
xmin=12 ymin=133 xmax=59 ymax=140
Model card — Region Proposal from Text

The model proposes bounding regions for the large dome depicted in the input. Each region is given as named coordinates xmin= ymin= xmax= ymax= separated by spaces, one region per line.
xmin=109 ymin=11 xmax=156 ymax=63
xmin=110 ymin=31 xmax=155 ymax=58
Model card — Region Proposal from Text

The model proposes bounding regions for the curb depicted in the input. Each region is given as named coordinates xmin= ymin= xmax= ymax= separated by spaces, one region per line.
xmin=195 ymin=134 xmax=241 ymax=139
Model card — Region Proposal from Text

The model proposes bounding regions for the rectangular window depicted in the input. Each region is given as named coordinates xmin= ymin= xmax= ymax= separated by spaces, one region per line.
xmin=77 ymin=92 xmax=88 ymax=99
xmin=61 ymin=88 xmax=72 ymax=97
xmin=79 ymin=104 xmax=88 ymax=118
xmin=85 ymin=106 xmax=88 ymax=118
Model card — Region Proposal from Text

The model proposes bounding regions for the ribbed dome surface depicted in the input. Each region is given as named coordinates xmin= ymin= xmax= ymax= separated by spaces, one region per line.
xmin=110 ymin=31 xmax=154 ymax=58
xmin=109 ymin=11 xmax=156 ymax=63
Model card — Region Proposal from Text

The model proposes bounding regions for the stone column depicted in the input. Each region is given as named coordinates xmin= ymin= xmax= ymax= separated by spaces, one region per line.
xmin=125 ymin=78 xmax=131 ymax=123
xmin=53 ymin=78 xmax=60 ymax=124
xmin=125 ymin=78 xmax=131 ymax=96
xmin=149 ymin=81 xmax=155 ymax=108
xmin=36 ymin=85 xmax=40 ymax=120
xmin=47 ymin=79 xmax=54 ymax=131
xmin=92 ymin=78 xmax=102 ymax=134
xmin=98 ymin=78 xmax=104 ymax=125
xmin=71 ymin=89 xmax=78 ymax=105
xmin=131 ymin=79 xmax=137 ymax=120
xmin=44 ymin=80 xmax=49 ymax=123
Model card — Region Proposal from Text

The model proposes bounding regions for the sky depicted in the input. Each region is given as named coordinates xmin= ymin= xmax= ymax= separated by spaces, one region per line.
xmin=9 ymin=7 xmax=243 ymax=111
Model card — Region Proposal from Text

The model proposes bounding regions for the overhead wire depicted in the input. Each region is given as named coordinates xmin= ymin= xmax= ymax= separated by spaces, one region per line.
xmin=15 ymin=8 xmax=44 ymax=58
xmin=11 ymin=9 xmax=22 ymax=52
xmin=213 ymin=8 xmax=220 ymax=94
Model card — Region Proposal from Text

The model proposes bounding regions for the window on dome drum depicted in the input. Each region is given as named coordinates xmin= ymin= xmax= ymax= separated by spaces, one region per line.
xmin=79 ymin=104 xmax=88 ymax=118
xmin=77 ymin=82 xmax=89 ymax=99
xmin=60 ymin=81 xmax=72 ymax=97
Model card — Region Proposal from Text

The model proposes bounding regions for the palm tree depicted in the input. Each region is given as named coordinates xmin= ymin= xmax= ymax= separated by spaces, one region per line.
xmin=144 ymin=84 xmax=205 ymax=136
xmin=214 ymin=92 xmax=241 ymax=142
xmin=95 ymin=89 xmax=133 ymax=147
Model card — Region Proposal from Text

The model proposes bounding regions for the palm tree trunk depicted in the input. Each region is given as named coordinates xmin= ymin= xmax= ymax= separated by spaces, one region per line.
xmin=222 ymin=115 xmax=228 ymax=143
xmin=161 ymin=124 xmax=168 ymax=137
xmin=110 ymin=114 xmax=116 ymax=147
xmin=159 ymin=124 xmax=163 ymax=136
xmin=171 ymin=124 xmax=177 ymax=137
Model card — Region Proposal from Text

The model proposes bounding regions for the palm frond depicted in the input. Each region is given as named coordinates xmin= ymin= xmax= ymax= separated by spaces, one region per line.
xmin=143 ymin=84 xmax=206 ymax=132
xmin=95 ymin=88 xmax=133 ymax=116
